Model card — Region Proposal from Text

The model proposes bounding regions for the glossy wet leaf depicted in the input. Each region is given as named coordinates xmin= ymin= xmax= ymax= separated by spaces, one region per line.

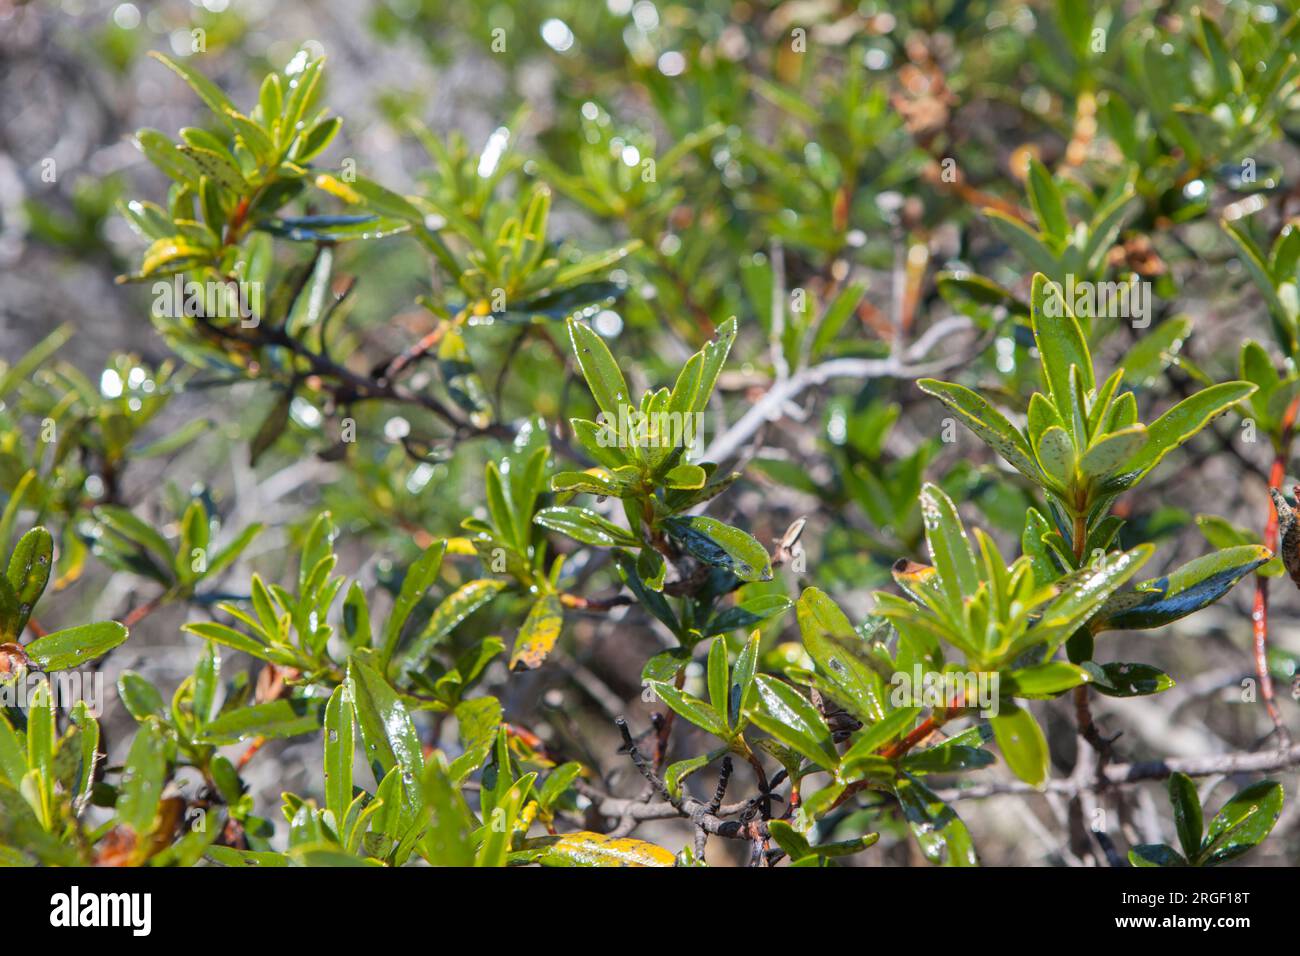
xmin=916 ymin=379 xmax=1039 ymax=481
xmin=1001 ymin=661 xmax=1091 ymax=698
xmin=646 ymin=680 xmax=729 ymax=738
xmin=663 ymin=515 xmax=772 ymax=582
xmin=795 ymin=587 xmax=889 ymax=723
xmin=1094 ymin=545 xmax=1269 ymax=632
xmin=1080 ymin=661 xmax=1175 ymax=697
xmin=400 ymin=578 xmax=507 ymax=676
xmin=1120 ymin=381 xmax=1256 ymax=480
xmin=990 ymin=703 xmax=1048 ymax=787
xmin=1030 ymin=272 xmax=1094 ymax=410
xmin=893 ymin=772 xmax=977 ymax=866
xmin=705 ymin=593 xmax=792 ymax=637
xmin=918 ymin=483 xmax=979 ymax=616
xmin=4 ymin=527 xmax=52 ymax=640
xmin=746 ymin=674 xmax=839 ymax=771
xmin=117 ymin=720 xmax=168 ymax=838
xmin=535 ymin=506 xmax=639 ymax=547
xmin=323 ymin=685 xmax=354 ymax=828
xmin=568 ymin=319 xmax=630 ymax=419
xmin=24 ymin=621 xmax=127 ymax=671
xmin=1129 ymin=843 xmax=1186 ymax=867
xmin=348 ymin=657 xmax=424 ymax=778
xmin=380 ymin=539 xmax=446 ymax=666
xmin=1168 ymin=772 xmax=1203 ymax=861
xmin=196 ymin=698 xmax=326 ymax=745
xmin=1200 ymin=780 xmax=1284 ymax=865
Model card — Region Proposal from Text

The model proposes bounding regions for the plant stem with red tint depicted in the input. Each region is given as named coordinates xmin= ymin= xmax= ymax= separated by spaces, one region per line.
xmin=1253 ymin=395 xmax=1298 ymax=746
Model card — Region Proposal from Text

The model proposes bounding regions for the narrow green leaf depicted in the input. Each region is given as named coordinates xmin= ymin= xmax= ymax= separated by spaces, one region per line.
xmin=664 ymin=516 xmax=772 ymax=583
xmin=990 ymin=703 xmax=1048 ymax=787
xmin=747 ymin=674 xmax=839 ymax=771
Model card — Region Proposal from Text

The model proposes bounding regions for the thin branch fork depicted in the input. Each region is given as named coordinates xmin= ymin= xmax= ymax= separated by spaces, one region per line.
xmin=702 ymin=316 xmax=986 ymax=465
xmin=596 ymin=719 xmax=769 ymax=841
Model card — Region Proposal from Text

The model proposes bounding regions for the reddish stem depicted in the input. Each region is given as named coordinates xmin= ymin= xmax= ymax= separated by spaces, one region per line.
xmin=1253 ymin=395 xmax=1298 ymax=744
xmin=120 ymin=592 xmax=167 ymax=629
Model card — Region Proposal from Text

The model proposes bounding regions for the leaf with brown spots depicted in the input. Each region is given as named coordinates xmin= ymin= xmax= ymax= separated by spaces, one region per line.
xmin=516 ymin=831 xmax=675 ymax=867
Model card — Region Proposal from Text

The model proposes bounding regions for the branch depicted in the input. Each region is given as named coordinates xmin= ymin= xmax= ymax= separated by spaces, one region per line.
xmin=702 ymin=317 xmax=986 ymax=464
xmin=934 ymin=741 xmax=1300 ymax=802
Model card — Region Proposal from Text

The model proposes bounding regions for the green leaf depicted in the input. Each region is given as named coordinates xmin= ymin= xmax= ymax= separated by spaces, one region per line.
xmin=1079 ymin=425 xmax=1148 ymax=480
xmin=324 ymin=685 xmax=354 ymax=829
xmin=796 ymin=587 xmax=887 ymax=724
xmin=149 ymin=52 xmax=237 ymax=121
xmin=1023 ymin=545 xmax=1152 ymax=650
xmin=986 ymin=210 xmax=1060 ymax=277
xmin=1120 ymin=382 xmax=1256 ymax=481
xmin=569 ymin=418 xmax=629 ymax=469
xmin=704 ymin=594 xmax=792 ymax=637
xmin=1129 ymin=844 xmax=1185 ymax=867
xmin=647 ymin=680 xmax=729 ymax=738
xmin=747 ymin=674 xmax=839 ymax=771
xmin=1223 ymin=219 xmax=1294 ymax=349
xmin=182 ymin=620 xmax=285 ymax=664
xmin=918 ymin=483 xmax=979 ymax=615
xmin=116 ymin=720 xmax=169 ymax=838
xmin=990 ymin=703 xmax=1048 ymax=787
xmin=1080 ymin=661 xmax=1175 ymax=697
xmin=380 ymin=540 xmax=447 ymax=667
xmin=1121 ymin=316 xmax=1192 ymax=388
xmin=1200 ymin=780 xmax=1284 ymax=866
xmin=1034 ymin=425 xmax=1076 ymax=491
xmin=537 ymin=762 xmax=583 ymax=810
xmin=1168 ymin=772 xmax=1203 ymax=862
xmin=916 ymin=380 xmax=1039 ymax=482
xmin=1031 ymin=272 xmax=1094 ymax=412
xmin=25 ymin=621 xmax=128 ymax=671
xmin=663 ymin=463 xmax=707 ymax=489
xmin=510 ymin=592 xmax=563 ymax=671
xmin=0 ymin=324 xmax=72 ymax=400
xmin=117 ymin=672 xmax=165 ymax=721
xmin=4 ymin=527 xmax=53 ymax=640
xmin=766 ymin=819 xmax=813 ymax=861
xmin=93 ymin=506 xmax=173 ymax=573
xmin=686 ymin=316 xmax=737 ymax=414
xmin=840 ymin=707 xmax=921 ymax=774
xmin=476 ymin=772 xmax=535 ymax=867
xmin=1093 ymin=545 xmax=1270 ymax=632
xmin=1026 ymin=157 xmax=1069 ymax=242
xmin=1001 ymin=662 xmax=1091 ymax=698
xmin=664 ymin=751 xmax=721 ymax=798
xmin=196 ymin=698 xmax=326 ymax=745
xmin=901 ymin=743 xmax=995 ymax=774
xmin=893 ymin=772 xmax=977 ymax=866
xmin=568 ymin=319 xmax=630 ymax=419
xmin=400 ymin=578 xmax=508 ymax=677
xmin=348 ymin=657 xmax=424 ymax=779
xmin=706 ymin=638 xmax=730 ymax=729
xmin=422 ymin=754 xmax=475 ymax=866
xmin=664 ymin=516 xmax=772 ymax=583
xmin=535 ymin=506 xmax=639 ymax=547
xmin=615 ymin=551 xmax=679 ymax=633
xmin=0 ymin=712 xmax=28 ymax=786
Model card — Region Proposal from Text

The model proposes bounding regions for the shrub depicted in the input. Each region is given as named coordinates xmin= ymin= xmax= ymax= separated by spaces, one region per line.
xmin=2 ymin=2 xmax=1298 ymax=868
